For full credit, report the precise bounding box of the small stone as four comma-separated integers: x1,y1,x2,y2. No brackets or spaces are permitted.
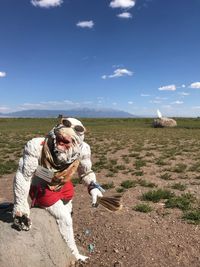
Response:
84,229,90,235
114,261,122,267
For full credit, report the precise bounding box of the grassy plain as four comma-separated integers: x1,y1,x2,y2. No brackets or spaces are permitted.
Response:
1,117,200,224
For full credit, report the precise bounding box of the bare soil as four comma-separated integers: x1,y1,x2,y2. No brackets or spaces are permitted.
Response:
1,171,200,267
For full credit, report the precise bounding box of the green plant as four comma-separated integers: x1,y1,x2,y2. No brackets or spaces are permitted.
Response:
121,180,137,189
71,178,80,186
110,159,118,165
188,162,200,172
141,189,174,202
182,210,200,224
133,203,153,213
116,164,126,170
116,187,125,193
145,152,154,157
135,159,146,170
137,179,156,188
160,173,172,180
0,160,18,176
101,181,115,189
134,170,144,176
165,193,195,211
173,163,187,173
170,182,186,191
155,159,167,166
105,172,115,177
129,152,140,158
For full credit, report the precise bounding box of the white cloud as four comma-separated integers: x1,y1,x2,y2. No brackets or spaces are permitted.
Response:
31,0,63,8
178,92,190,96
0,106,10,112
158,84,176,91
22,103,45,108
141,94,150,97
181,84,186,88
82,101,93,105
189,82,200,89
155,96,168,100
110,0,136,9
102,68,133,79
20,100,74,110
162,105,172,109
149,100,161,104
117,12,132,18
0,71,6,78
18,99,99,111
171,101,184,105
112,64,123,68
192,106,200,109
76,21,94,29
128,101,134,104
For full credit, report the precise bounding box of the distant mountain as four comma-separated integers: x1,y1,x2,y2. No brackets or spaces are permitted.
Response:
0,108,136,118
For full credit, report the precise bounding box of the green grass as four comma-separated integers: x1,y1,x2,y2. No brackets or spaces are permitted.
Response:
173,163,187,173
1,116,200,230
137,179,157,188
182,210,200,224
71,178,80,186
170,182,187,191
141,189,174,202
134,170,144,176
188,162,200,172
101,181,115,189
116,187,126,193
133,203,153,213
0,161,18,176
135,159,146,170
165,193,195,211
155,159,167,166
121,180,137,189
160,173,173,180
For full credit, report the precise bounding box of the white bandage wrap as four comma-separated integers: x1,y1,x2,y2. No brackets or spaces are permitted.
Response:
81,171,96,186
13,138,44,217
78,142,96,186
46,200,88,261
90,188,103,205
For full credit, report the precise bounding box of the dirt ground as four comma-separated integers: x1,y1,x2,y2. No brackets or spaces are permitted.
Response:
1,172,200,267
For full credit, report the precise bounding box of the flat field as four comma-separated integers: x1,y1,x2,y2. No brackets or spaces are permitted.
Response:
0,118,200,267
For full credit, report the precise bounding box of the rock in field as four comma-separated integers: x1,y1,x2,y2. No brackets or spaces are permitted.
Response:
0,207,75,267
153,118,177,128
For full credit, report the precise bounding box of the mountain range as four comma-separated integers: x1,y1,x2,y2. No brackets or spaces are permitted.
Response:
0,108,136,118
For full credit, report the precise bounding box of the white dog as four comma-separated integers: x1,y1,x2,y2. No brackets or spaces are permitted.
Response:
13,118,103,262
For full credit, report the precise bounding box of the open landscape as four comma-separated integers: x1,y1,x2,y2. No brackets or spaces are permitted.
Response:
0,118,200,267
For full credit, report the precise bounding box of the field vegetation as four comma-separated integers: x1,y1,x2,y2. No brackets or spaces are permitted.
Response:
1,117,200,226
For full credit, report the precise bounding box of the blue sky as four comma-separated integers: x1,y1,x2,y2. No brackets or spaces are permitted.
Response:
0,0,200,117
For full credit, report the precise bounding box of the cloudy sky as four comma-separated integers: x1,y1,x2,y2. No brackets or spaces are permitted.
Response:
0,0,200,117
